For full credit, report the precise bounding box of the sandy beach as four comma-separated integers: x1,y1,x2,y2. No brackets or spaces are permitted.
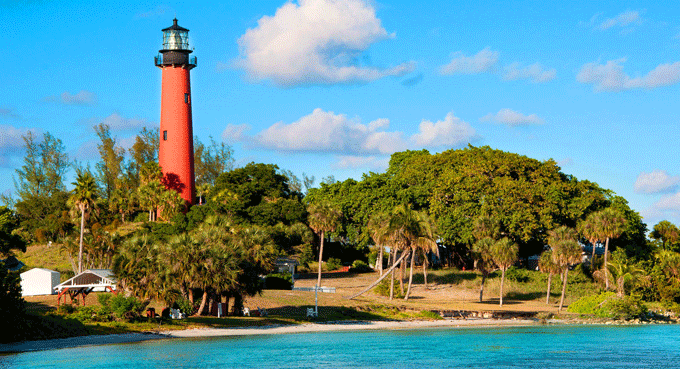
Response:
0,318,540,354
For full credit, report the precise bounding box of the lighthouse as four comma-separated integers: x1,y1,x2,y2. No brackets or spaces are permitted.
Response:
155,18,196,208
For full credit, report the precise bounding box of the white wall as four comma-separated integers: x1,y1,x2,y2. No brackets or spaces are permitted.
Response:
20,269,60,296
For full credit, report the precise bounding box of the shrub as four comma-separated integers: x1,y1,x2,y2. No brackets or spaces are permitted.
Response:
419,310,443,320
57,303,78,315
568,292,647,320
265,273,293,290
350,260,372,273
326,258,343,271
504,266,531,283
373,277,403,298
100,294,147,321
172,297,195,316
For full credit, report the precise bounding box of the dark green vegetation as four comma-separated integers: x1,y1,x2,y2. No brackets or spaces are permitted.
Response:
2,130,680,344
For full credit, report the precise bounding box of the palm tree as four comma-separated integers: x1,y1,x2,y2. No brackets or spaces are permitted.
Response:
68,170,98,274
490,237,518,306
538,250,561,305
606,258,646,298
307,202,342,288
472,237,496,303
578,214,602,272
368,212,390,276
650,220,680,251
596,208,627,290
548,226,582,311
384,205,437,300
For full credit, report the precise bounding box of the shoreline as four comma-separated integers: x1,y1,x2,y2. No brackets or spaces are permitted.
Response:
2,317,674,354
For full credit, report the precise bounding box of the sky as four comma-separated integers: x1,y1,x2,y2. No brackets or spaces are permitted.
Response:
1,0,679,228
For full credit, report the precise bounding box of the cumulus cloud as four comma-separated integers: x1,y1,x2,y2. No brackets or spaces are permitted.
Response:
577,58,680,92
229,109,476,158
480,108,544,126
333,155,390,170
634,170,680,194
503,62,556,83
222,124,250,142
44,90,97,105
439,47,499,75
252,108,408,155
97,113,154,132
412,112,477,147
234,0,415,86
0,124,37,167
597,10,642,30
0,108,20,119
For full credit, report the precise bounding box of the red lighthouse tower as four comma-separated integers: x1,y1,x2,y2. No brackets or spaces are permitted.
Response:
155,19,196,208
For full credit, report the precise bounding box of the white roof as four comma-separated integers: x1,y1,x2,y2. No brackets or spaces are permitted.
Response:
21,268,59,275
54,269,116,291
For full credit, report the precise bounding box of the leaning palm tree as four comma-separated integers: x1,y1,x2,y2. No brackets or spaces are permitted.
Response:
307,202,342,288
578,214,602,272
490,238,518,307
538,250,561,305
595,208,627,290
68,170,98,274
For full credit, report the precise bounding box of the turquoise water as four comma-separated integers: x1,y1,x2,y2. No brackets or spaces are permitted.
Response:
2,325,679,368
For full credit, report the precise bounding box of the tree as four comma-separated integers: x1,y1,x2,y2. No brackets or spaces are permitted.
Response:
595,208,627,290
368,211,390,275
650,220,680,251
538,250,560,304
383,205,437,300
94,123,125,200
578,213,602,272
472,237,496,302
0,206,26,256
490,238,518,306
0,260,25,340
15,131,70,198
548,226,581,311
307,202,342,288
194,136,234,188
606,255,646,298
68,169,98,273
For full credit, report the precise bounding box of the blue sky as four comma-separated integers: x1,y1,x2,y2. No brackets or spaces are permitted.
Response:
1,0,679,227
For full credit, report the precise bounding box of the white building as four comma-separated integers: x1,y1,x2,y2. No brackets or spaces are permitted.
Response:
20,268,60,296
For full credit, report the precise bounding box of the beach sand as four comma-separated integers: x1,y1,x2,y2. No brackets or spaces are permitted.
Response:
0,318,541,354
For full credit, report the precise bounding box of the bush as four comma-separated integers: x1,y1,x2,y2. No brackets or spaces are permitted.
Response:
99,294,147,321
504,266,532,283
568,292,647,320
373,277,403,298
172,297,195,316
350,260,372,273
265,273,293,290
326,258,343,271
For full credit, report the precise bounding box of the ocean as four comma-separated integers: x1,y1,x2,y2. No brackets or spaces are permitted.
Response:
1,324,679,368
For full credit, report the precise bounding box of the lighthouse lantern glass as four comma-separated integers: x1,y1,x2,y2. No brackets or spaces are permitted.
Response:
163,30,189,50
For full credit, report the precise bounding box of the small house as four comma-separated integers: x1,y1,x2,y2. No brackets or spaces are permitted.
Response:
20,268,60,296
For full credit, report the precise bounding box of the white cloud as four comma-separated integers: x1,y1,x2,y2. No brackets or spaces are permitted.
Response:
98,113,154,132
135,5,171,19
222,124,250,142
503,62,556,83
634,170,680,194
440,47,499,75
252,108,408,155
597,10,641,30
577,58,680,92
333,155,389,170
234,0,415,86
0,108,20,119
412,112,476,147
0,124,35,167
44,90,97,105
480,108,544,126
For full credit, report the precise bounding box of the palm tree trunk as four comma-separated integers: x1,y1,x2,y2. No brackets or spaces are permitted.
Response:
423,255,429,290
399,254,406,294
389,250,396,300
617,278,624,298
78,206,85,274
604,237,610,290
591,241,597,272
378,245,384,276
348,250,409,300
196,290,209,316
499,268,506,306
404,247,416,300
559,268,569,311
479,272,486,302
317,231,325,288
546,273,552,304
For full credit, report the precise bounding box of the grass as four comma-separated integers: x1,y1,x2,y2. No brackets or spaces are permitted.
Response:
15,243,74,280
